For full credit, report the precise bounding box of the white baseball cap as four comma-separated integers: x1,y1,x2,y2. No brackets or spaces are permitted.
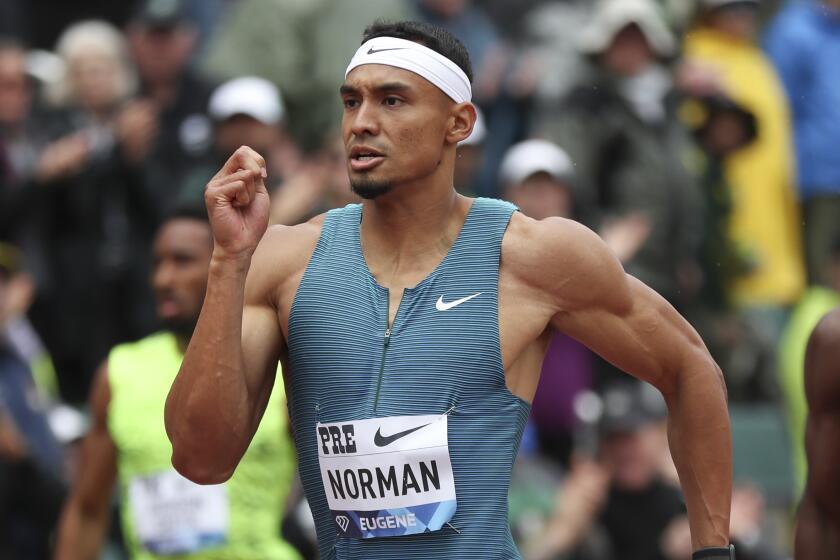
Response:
578,0,676,58
209,76,284,125
499,139,574,186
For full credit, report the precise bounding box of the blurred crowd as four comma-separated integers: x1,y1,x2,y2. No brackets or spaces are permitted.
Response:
1,0,839,558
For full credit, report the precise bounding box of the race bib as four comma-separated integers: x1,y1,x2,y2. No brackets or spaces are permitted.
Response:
317,414,457,539
128,469,229,555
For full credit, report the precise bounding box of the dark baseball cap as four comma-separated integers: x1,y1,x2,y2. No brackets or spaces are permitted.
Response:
598,382,667,436
132,0,187,27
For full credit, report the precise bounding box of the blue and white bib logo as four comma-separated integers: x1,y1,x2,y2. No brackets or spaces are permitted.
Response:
335,515,350,532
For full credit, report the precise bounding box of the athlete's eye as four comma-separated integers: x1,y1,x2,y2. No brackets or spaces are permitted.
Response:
383,97,403,107
343,98,359,109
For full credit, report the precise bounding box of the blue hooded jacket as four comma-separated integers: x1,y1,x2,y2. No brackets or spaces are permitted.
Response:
765,1,840,198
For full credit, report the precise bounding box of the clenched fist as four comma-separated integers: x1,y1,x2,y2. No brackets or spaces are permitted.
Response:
205,146,271,260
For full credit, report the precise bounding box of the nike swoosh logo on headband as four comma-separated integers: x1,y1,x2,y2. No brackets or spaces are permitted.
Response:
367,47,407,55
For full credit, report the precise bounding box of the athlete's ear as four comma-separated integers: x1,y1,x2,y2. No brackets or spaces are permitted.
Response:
445,102,476,146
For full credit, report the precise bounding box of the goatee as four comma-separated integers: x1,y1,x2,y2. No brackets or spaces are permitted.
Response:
350,177,392,200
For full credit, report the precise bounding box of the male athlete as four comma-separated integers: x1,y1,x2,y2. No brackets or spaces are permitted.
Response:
796,307,840,558
165,21,734,560
56,207,299,559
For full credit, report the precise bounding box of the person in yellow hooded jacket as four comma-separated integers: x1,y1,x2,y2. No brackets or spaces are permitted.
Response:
682,0,806,349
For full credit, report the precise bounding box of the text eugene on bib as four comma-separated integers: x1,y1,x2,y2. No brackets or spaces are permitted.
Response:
316,414,457,538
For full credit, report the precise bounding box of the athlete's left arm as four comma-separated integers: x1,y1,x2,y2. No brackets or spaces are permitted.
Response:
527,216,732,552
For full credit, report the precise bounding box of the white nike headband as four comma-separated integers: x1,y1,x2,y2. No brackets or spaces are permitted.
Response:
345,37,472,103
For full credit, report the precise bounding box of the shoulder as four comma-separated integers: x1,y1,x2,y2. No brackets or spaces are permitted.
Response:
808,307,840,350
502,213,630,312
806,306,840,411
247,213,326,301
254,213,325,266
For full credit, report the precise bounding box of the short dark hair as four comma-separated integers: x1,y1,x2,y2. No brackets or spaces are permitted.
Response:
165,201,210,225
361,20,473,84
159,202,212,245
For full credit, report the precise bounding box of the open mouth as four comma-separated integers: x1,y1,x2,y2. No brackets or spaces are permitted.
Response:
349,147,385,171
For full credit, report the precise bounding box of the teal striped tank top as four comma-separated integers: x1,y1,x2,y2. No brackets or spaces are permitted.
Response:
288,198,531,559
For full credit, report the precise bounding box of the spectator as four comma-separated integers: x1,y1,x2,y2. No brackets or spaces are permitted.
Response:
526,379,783,560
680,92,778,401
533,0,704,306
765,0,840,287
0,38,78,260
28,20,159,403
683,0,806,362
55,206,301,559
499,139,576,222
0,411,66,560
685,93,757,310
0,242,67,559
126,0,217,197
179,76,301,204
499,139,594,467
525,381,688,560
0,38,46,242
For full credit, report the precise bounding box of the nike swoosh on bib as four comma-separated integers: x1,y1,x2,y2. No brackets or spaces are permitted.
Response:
435,292,482,311
373,423,432,447
367,47,407,55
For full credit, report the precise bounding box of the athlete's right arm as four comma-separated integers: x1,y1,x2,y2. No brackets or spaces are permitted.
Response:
165,146,282,484
54,364,117,560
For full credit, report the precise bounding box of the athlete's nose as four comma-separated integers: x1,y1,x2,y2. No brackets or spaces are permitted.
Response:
349,98,381,138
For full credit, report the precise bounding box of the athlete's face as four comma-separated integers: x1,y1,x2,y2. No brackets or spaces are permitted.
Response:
340,64,468,199
151,218,212,337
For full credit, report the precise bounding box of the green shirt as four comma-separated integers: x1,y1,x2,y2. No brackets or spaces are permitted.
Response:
779,287,840,496
107,332,300,560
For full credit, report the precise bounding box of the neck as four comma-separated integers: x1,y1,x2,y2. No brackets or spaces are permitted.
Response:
360,160,470,287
